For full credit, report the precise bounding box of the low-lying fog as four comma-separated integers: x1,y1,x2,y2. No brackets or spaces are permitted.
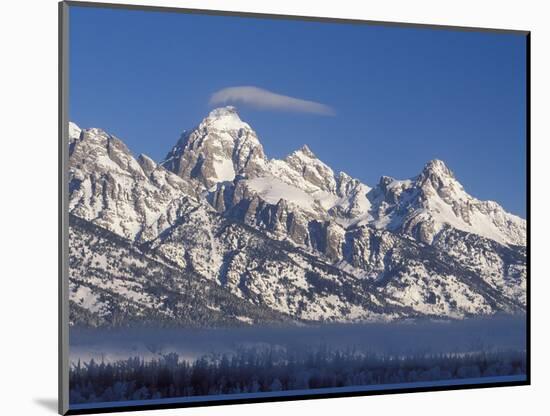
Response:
69,315,526,364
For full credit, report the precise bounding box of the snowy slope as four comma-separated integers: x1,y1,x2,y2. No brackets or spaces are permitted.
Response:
161,106,267,188
68,124,201,241
162,107,524,248
67,108,527,327
367,159,526,246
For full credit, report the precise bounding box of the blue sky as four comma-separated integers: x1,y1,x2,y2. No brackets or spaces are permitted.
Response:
69,6,527,216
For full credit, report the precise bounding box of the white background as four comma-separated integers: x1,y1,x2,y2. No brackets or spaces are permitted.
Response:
1,0,548,414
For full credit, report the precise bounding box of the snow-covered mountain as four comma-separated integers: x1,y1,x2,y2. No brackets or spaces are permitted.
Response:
367,159,525,246
68,107,526,327
68,122,200,242
161,106,267,188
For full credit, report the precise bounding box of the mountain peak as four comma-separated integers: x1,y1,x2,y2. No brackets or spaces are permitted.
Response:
162,106,265,188
69,122,82,141
421,159,454,179
137,153,157,175
208,105,239,118
378,175,395,188
202,106,249,131
297,144,316,158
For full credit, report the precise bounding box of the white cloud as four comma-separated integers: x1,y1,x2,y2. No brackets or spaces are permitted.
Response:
209,86,335,116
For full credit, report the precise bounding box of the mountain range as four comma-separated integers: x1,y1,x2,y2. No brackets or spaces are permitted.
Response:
68,106,526,327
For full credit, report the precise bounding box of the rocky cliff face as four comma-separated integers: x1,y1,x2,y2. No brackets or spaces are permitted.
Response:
67,108,527,327
68,124,200,242
161,107,267,189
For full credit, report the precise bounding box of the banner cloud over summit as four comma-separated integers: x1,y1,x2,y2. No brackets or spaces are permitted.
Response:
210,86,335,116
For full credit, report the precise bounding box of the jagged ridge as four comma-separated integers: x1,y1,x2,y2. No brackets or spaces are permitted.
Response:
67,107,526,326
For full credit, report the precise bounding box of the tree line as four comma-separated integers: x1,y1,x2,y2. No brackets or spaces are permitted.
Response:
70,346,525,404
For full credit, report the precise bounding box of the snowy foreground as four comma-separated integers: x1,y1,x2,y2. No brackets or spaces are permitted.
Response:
69,317,526,404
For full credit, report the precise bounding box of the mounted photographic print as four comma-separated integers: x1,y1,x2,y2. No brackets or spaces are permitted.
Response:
59,1,530,414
